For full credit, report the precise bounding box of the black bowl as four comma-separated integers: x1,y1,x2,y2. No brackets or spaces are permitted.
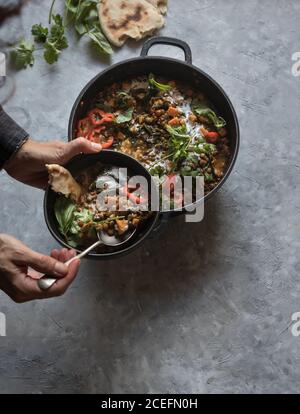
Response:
44,150,160,259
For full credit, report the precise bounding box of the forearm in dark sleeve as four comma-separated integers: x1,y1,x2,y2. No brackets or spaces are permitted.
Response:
0,106,29,170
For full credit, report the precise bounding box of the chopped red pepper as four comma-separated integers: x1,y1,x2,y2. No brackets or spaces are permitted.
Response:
205,131,219,143
77,117,92,138
101,136,114,149
88,127,105,143
88,108,115,126
200,127,219,143
88,129,114,149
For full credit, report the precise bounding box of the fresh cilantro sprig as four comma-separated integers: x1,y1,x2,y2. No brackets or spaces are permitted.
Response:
166,124,193,167
12,0,112,69
12,3,68,68
31,24,49,43
12,40,35,69
44,14,68,64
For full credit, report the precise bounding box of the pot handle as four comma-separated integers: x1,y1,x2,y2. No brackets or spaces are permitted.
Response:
141,36,192,65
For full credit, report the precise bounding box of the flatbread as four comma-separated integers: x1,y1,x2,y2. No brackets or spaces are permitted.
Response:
46,164,83,202
146,0,168,14
99,0,165,47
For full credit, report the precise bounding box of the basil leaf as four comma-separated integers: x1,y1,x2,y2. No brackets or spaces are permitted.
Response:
86,24,113,55
54,197,76,237
75,21,87,35
65,0,78,14
192,104,226,129
115,108,134,124
149,74,172,92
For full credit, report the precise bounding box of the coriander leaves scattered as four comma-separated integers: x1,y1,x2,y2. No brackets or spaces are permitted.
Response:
43,14,68,64
12,40,35,69
166,124,192,167
12,10,68,67
31,24,48,43
12,0,112,70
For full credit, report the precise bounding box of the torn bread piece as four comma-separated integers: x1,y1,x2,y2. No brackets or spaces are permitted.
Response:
146,0,168,14
46,164,84,202
98,0,165,47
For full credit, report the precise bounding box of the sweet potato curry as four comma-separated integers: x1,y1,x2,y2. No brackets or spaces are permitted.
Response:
76,74,231,195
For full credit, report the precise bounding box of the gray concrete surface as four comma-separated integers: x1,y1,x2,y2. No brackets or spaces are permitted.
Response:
0,0,299,394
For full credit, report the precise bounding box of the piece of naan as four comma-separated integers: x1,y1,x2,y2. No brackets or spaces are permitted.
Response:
146,0,168,14
98,0,165,47
46,164,84,202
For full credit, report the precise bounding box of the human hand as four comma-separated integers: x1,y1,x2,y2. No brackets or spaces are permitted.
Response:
4,137,102,189
0,234,80,303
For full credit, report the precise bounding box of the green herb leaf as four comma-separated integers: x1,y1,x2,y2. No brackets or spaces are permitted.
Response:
166,124,190,140
192,104,226,129
74,209,94,224
12,40,35,69
31,24,49,43
115,108,134,124
149,164,166,177
48,14,68,49
117,91,131,98
43,42,60,64
166,124,192,167
54,197,76,237
65,0,79,14
204,172,214,182
149,74,172,92
43,13,68,64
87,24,113,55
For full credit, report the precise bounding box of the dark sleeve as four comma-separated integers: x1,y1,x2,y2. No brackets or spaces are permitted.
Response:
0,105,29,169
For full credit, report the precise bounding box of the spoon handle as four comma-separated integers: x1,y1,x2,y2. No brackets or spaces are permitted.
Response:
37,240,102,291
65,240,102,265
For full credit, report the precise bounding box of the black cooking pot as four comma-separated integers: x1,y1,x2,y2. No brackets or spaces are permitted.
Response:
46,37,239,258
68,36,240,209
44,151,160,259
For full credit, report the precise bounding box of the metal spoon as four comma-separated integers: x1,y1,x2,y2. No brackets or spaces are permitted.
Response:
37,228,137,291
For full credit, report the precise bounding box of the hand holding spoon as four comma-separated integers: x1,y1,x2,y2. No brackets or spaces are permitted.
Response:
37,228,137,291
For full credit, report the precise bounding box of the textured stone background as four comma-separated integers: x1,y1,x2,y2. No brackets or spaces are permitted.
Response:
0,0,299,394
